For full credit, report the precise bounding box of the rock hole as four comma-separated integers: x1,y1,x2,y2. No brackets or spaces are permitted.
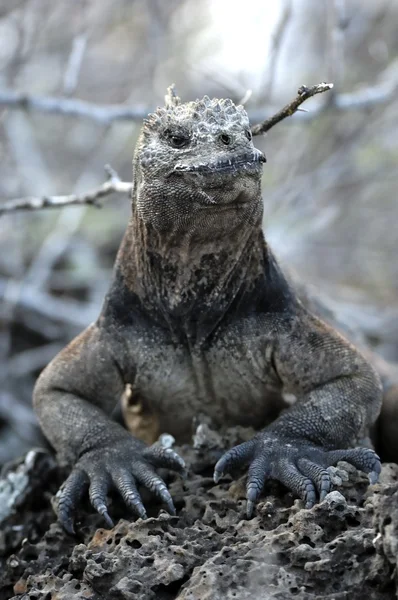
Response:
276,552,290,565
300,536,315,548
346,516,360,527
151,575,190,599
357,552,371,563
23,549,39,561
126,539,142,549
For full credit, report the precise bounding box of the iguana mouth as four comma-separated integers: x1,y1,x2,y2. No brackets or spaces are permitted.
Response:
174,150,266,174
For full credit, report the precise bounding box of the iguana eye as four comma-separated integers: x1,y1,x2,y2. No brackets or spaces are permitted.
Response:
219,133,232,145
245,130,252,141
167,133,190,148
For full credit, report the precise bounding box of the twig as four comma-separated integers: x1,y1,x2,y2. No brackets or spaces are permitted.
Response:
0,166,132,216
251,82,334,136
2,69,398,127
0,89,149,124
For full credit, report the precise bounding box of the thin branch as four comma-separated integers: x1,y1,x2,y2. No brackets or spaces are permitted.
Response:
2,68,398,127
250,68,398,127
0,166,132,216
251,82,334,136
0,89,149,124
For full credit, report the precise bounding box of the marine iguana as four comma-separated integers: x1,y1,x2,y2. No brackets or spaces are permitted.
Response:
33,90,384,534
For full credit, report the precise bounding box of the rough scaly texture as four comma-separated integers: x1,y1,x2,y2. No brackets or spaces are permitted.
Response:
33,91,385,534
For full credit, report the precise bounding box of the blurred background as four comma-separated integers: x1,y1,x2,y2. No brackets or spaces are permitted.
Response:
0,0,397,466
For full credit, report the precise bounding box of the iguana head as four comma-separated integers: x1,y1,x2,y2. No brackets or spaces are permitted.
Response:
133,93,266,236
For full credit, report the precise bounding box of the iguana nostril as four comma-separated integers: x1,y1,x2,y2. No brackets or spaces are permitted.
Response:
219,133,232,145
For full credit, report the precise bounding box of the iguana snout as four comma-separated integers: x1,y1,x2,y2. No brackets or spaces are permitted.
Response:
173,148,266,175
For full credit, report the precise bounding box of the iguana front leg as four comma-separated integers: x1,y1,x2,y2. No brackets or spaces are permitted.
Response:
33,324,185,533
214,312,383,516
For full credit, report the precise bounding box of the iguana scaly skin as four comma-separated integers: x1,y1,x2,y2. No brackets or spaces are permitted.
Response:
33,92,384,533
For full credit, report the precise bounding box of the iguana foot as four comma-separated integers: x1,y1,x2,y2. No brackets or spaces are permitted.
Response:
57,439,185,534
213,434,381,517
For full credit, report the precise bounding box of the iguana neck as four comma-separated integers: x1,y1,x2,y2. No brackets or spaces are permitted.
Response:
114,198,267,340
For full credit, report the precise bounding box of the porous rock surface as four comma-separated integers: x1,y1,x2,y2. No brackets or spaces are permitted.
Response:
1,425,398,600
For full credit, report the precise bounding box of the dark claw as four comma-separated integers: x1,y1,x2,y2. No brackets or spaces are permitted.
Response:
133,463,176,515
246,455,271,518
303,479,317,509
214,439,256,483
326,447,381,482
142,445,186,474
89,474,114,527
297,458,332,502
369,470,379,485
275,460,317,508
158,488,177,516
58,469,88,535
112,469,147,519
99,507,115,529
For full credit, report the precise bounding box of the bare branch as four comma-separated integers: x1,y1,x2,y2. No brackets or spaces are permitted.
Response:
251,82,334,136
0,166,132,216
0,89,149,124
250,68,398,129
1,70,398,129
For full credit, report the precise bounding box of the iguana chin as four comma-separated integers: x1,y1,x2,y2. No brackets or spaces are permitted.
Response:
34,91,384,534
